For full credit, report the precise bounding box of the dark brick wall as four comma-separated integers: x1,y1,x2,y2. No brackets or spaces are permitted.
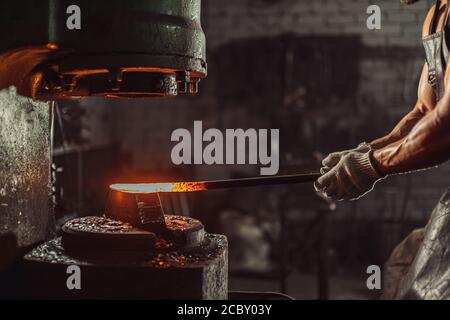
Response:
204,0,430,48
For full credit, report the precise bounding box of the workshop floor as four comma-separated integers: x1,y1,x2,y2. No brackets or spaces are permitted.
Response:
229,272,380,300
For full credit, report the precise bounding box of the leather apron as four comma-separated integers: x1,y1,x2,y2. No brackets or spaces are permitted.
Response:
387,0,450,299
424,0,449,101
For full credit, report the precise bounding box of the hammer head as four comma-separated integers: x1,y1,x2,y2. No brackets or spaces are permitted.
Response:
105,190,167,233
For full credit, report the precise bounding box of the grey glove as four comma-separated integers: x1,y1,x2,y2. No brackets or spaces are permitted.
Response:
321,142,372,174
314,150,385,201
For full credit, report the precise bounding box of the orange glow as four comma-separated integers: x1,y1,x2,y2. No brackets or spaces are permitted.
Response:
110,181,207,194
122,66,177,74
46,43,59,50
65,68,110,76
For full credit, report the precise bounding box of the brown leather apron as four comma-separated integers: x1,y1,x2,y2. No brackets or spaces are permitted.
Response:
384,0,450,300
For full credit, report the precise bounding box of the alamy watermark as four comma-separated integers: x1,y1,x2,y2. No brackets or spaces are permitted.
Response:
366,265,382,290
66,265,81,290
367,5,381,30
171,121,280,176
66,5,81,30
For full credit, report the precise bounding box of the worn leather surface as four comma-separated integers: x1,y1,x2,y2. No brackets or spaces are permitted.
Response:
397,189,450,299
383,228,425,299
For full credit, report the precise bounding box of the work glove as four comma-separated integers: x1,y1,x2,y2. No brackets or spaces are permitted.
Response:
321,142,372,174
314,150,385,201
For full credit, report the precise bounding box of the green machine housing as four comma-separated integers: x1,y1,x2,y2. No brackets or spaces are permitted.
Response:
0,0,207,99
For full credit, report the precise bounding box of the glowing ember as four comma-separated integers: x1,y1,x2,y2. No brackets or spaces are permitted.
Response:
110,182,207,194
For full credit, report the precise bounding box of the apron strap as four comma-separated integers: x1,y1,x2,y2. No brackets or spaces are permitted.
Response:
425,0,450,100
430,0,441,34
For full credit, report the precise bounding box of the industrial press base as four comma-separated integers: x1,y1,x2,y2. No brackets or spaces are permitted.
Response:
21,216,228,300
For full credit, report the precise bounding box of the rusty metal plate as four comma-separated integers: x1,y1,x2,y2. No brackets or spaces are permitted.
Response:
0,87,53,270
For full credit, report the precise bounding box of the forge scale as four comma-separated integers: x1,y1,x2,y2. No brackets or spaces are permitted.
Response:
22,215,228,300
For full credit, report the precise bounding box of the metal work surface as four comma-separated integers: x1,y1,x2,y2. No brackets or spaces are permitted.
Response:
23,234,228,299
0,87,53,266
61,215,206,251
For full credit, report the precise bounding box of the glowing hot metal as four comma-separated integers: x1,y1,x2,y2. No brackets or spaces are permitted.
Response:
110,182,206,194
110,173,320,194
107,173,320,230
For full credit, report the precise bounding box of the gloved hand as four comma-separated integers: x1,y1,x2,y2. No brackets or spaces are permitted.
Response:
314,150,385,201
321,142,372,174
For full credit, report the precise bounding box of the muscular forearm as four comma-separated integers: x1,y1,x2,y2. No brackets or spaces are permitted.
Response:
369,102,426,149
373,92,450,175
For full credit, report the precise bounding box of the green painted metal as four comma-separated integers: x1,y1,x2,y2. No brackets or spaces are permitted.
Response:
0,0,206,75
